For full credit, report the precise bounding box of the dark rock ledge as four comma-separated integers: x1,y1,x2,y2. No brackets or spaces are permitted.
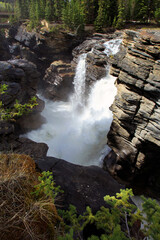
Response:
0,59,44,152
35,157,124,214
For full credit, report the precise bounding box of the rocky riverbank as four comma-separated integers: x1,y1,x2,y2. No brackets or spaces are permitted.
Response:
0,28,124,213
1,26,160,201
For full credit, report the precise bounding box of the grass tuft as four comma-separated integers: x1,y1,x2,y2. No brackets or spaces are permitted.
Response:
0,153,62,240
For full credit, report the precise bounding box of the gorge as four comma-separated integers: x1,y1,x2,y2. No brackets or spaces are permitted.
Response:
1,25,160,213
23,39,122,166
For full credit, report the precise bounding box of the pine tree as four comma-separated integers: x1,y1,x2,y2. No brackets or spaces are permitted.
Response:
35,0,41,24
45,0,52,21
14,0,21,20
39,0,46,19
29,0,36,28
116,0,125,29
54,0,64,22
21,0,29,19
94,0,112,32
81,0,98,24
62,0,84,32
137,0,148,22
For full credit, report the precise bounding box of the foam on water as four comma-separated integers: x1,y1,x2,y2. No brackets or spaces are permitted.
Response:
24,39,122,166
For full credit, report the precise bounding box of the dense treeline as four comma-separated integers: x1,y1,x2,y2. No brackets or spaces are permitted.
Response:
0,0,13,12
14,0,160,31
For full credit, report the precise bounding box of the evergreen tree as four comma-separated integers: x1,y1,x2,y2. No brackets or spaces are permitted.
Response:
129,0,136,21
54,0,64,22
116,0,125,29
39,0,46,19
29,0,36,28
81,0,98,24
14,0,21,20
21,0,29,19
136,0,149,22
12,0,160,31
14,0,29,20
62,0,84,32
94,0,112,32
133,0,157,22
45,0,52,21
35,0,41,24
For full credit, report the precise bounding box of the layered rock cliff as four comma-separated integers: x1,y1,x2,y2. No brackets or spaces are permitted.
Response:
104,30,160,196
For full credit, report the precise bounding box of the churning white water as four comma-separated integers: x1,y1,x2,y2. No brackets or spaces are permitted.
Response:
71,53,87,108
24,39,122,166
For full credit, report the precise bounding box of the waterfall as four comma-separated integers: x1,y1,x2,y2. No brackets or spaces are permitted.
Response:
71,53,87,108
103,39,122,56
24,38,122,166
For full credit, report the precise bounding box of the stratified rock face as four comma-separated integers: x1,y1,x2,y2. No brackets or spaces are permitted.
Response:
105,30,160,196
42,60,74,100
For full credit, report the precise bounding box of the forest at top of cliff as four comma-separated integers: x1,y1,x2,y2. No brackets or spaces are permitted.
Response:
2,0,160,32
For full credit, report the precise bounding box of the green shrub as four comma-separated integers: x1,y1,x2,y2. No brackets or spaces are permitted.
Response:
0,84,38,121
33,171,160,240
32,171,64,203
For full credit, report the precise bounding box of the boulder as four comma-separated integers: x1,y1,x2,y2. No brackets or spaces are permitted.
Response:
13,137,48,159
35,157,124,214
0,59,43,151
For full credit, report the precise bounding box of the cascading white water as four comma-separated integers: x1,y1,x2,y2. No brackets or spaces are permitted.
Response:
103,39,122,56
71,53,87,108
24,39,122,166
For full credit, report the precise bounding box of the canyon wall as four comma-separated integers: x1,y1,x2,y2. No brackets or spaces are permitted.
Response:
104,30,160,196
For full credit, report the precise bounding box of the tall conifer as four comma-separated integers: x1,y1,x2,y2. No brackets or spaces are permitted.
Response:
45,0,52,21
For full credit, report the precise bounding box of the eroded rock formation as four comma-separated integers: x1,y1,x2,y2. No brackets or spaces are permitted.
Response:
9,24,84,78
104,30,160,197
42,60,74,100
0,59,46,154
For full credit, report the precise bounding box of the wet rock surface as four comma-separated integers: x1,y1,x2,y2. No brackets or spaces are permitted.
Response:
36,157,124,214
105,30,160,197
